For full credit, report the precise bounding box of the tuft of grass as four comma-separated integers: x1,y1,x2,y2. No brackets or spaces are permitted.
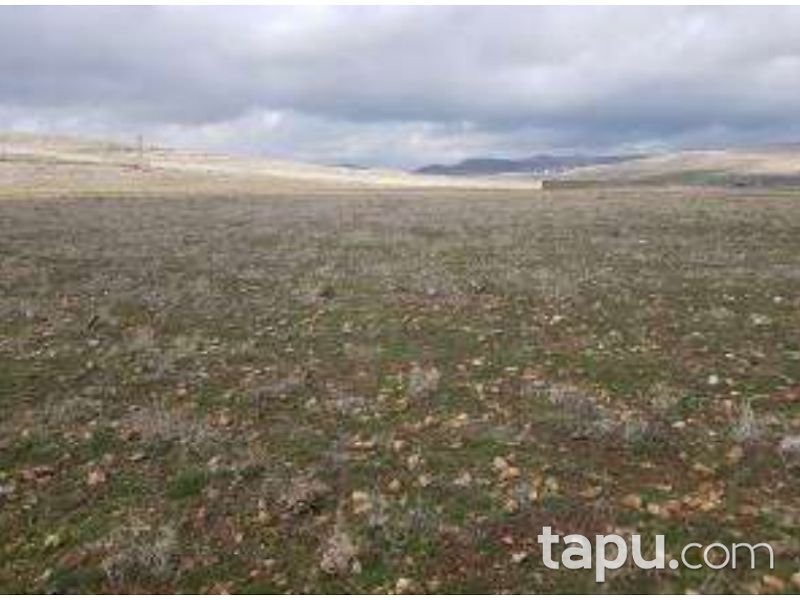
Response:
167,468,209,500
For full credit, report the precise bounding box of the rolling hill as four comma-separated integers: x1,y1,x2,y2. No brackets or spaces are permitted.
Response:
416,154,638,177
0,133,543,198
552,147,800,186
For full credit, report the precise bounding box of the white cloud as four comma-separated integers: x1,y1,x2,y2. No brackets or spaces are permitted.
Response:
1,6,799,167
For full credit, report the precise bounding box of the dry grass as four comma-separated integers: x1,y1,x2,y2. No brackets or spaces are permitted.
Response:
0,153,799,592
0,133,542,198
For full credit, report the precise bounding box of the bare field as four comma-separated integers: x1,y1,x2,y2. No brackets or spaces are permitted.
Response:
1,185,800,593
0,133,542,198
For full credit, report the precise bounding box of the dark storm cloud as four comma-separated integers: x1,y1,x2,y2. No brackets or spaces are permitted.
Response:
1,6,800,166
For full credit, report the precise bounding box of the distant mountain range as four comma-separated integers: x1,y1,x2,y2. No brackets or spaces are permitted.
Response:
415,154,642,176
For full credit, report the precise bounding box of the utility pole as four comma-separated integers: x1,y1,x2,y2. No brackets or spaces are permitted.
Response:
137,134,144,169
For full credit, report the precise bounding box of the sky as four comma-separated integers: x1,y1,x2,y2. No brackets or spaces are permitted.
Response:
1,6,800,168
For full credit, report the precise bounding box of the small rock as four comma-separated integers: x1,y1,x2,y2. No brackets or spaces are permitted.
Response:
351,490,372,515
320,525,359,576
279,476,331,515
790,571,800,589
543,476,559,494
726,445,744,464
503,498,520,513
426,577,442,592
23,465,55,483
492,456,510,472
692,462,715,477
453,472,473,487
579,485,603,500
407,365,441,400
349,437,377,451
395,577,414,594
86,468,107,487
621,493,643,510
707,374,720,386
387,479,402,494
511,551,529,564
0,482,16,500
779,435,800,459
762,574,785,592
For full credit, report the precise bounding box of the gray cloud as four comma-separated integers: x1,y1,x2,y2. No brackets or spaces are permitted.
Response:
1,6,799,166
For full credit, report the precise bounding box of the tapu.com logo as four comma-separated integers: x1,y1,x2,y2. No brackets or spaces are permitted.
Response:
537,526,774,583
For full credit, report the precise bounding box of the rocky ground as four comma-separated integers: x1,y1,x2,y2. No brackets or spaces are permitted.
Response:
1,185,799,592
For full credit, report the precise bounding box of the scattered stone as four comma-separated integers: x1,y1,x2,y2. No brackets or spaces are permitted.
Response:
319,522,360,576
422,415,438,428
732,400,760,443
692,462,715,477
500,466,521,481
579,485,603,500
216,411,233,428
0,482,16,501
790,571,800,589
426,577,442,592
87,468,107,487
395,577,414,594
621,493,643,510
407,365,441,400
492,456,510,472
23,465,55,484
207,455,222,472
447,413,469,428
762,574,785,592
646,502,667,518
279,476,331,515
351,491,372,515
779,435,800,460
129,452,148,463
387,479,402,494
726,445,744,464
453,472,472,487
511,551,529,564
348,437,377,451
543,476,559,494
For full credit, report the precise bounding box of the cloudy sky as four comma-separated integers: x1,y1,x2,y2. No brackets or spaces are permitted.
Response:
2,6,800,168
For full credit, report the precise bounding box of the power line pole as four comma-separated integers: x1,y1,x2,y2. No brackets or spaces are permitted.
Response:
137,134,144,169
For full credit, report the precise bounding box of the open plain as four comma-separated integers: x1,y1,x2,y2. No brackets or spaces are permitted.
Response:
1,139,800,593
